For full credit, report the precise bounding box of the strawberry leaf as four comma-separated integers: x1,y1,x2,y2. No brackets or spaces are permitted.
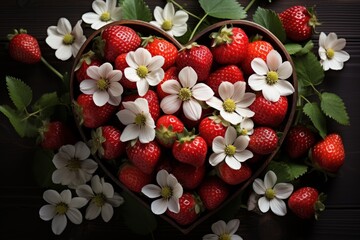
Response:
252,7,286,43
287,162,308,180
6,76,32,111
199,0,246,19
303,102,327,138
285,40,314,56
267,161,292,183
121,0,152,22
293,52,324,86
320,92,350,125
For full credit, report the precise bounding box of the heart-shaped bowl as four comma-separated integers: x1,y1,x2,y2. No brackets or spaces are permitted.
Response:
70,19,297,234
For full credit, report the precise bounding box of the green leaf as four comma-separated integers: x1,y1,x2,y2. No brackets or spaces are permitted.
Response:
293,52,324,86
121,0,152,22
199,0,246,20
6,76,32,110
252,7,286,43
33,92,60,111
303,102,327,138
285,43,302,55
32,149,57,188
287,162,308,180
296,40,314,56
267,161,292,183
321,92,350,125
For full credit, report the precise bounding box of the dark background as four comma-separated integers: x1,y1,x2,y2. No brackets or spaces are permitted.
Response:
1,0,360,239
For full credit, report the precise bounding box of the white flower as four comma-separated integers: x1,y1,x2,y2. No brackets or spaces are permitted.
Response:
318,32,350,71
82,0,121,30
76,175,124,222
124,48,165,96
39,189,87,235
160,66,214,121
150,2,189,37
80,62,123,107
141,169,183,215
209,126,253,170
248,49,295,102
116,98,156,143
206,81,255,125
236,118,254,139
203,219,243,240
52,141,98,188
252,170,294,216
46,18,86,61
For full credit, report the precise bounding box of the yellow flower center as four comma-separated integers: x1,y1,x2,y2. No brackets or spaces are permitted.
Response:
134,114,146,126
66,158,81,171
178,87,192,101
223,98,236,112
161,20,173,31
161,186,172,199
326,48,335,59
266,71,279,85
219,234,232,240
100,11,111,22
225,144,236,156
92,193,106,207
96,78,109,91
55,202,69,215
265,188,276,200
63,33,74,45
137,65,149,78
239,128,248,135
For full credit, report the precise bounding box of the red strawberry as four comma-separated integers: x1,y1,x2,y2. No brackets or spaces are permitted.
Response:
279,6,320,42
156,66,179,100
74,94,117,128
205,65,244,96
249,94,288,128
143,36,178,70
198,115,227,147
172,130,208,167
75,50,103,82
176,42,213,82
166,192,201,225
285,125,316,159
126,140,161,175
155,114,184,148
248,127,278,155
114,52,137,90
118,163,152,193
288,187,326,219
101,25,141,62
198,176,230,210
210,26,249,65
241,40,273,76
8,29,41,64
217,162,252,185
90,125,125,160
38,121,76,150
171,162,206,190
311,133,345,172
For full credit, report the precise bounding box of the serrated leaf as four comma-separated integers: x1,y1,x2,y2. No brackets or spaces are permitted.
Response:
199,0,246,20
295,40,314,56
33,92,60,111
293,52,324,86
252,7,286,43
6,76,32,110
321,92,350,125
303,102,327,138
267,161,292,183
121,0,152,22
287,162,308,180
285,43,302,55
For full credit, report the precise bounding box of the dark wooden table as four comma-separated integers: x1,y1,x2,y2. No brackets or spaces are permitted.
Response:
1,0,360,239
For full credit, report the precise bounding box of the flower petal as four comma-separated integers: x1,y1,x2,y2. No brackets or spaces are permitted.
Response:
262,84,281,102
43,189,61,205
253,179,266,195
69,197,88,209
267,50,282,71
85,202,101,220
173,10,189,25
57,18,72,35
182,99,202,121
212,136,225,153
163,2,175,20
334,50,350,62
66,208,83,224
151,198,168,215
233,150,253,163
93,90,109,106
147,56,165,72
55,45,72,61
101,203,114,222
134,48,152,66
274,183,294,199
167,197,180,213
212,220,226,235
74,141,90,160
218,81,235,100
161,79,181,94
141,184,162,198
225,156,241,170
146,69,164,86
264,170,277,189
248,75,267,91
275,80,295,97
171,24,188,37
209,152,226,166
277,61,293,80
82,12,101,25
120,124,140,142
251,58,268,75
224,126,237,145
52,214,67,235
258,196,270,213
270,198,287,216
206,96,223,111
160,94,181,114
76,185,94,199
139,125,155,143
178,66,197,88
192,83,214,101
136,78,149,96
79,80,97,94
39,205,56,221
153,6,165,23
226,219,240,235
220,110,242,125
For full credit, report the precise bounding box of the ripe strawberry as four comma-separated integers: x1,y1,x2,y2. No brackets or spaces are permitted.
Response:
176,42,213,82
205,65,244,97
249,94,288,128
75,50,102,82
198,176,230,210
74,94,117,128
126,140,161,175
166,192,201,225
172,130,208,167
38,120,76,150
171,162,206,190
118,163,152,193
285,125,316,159
7,29,41,64
241,40,273,76
279,6,320,42
155,114,184,148
288,187,326,219
156,66,179,100
142,36,178,70
101,25,141,62
90,125,125,160
198,115,227,147
210,25,248,65
114,52,137,90
248,127,278,155
311,133,345,172
216,162,252,185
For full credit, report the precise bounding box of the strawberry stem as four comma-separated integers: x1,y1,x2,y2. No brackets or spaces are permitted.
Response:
169,0,202,21
189,13,209,41
40,57,64,81
244,0,258,12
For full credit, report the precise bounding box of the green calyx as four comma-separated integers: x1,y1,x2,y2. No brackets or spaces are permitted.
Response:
89,127,105,156
210,25,233,47
176,128,196,143
307,6,321,32
314,193,327,220
7,28,27,41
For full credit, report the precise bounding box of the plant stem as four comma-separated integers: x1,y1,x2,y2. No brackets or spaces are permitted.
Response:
188,13,208,42
169,0,202,21
41,57,64,81
244,0,258,12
